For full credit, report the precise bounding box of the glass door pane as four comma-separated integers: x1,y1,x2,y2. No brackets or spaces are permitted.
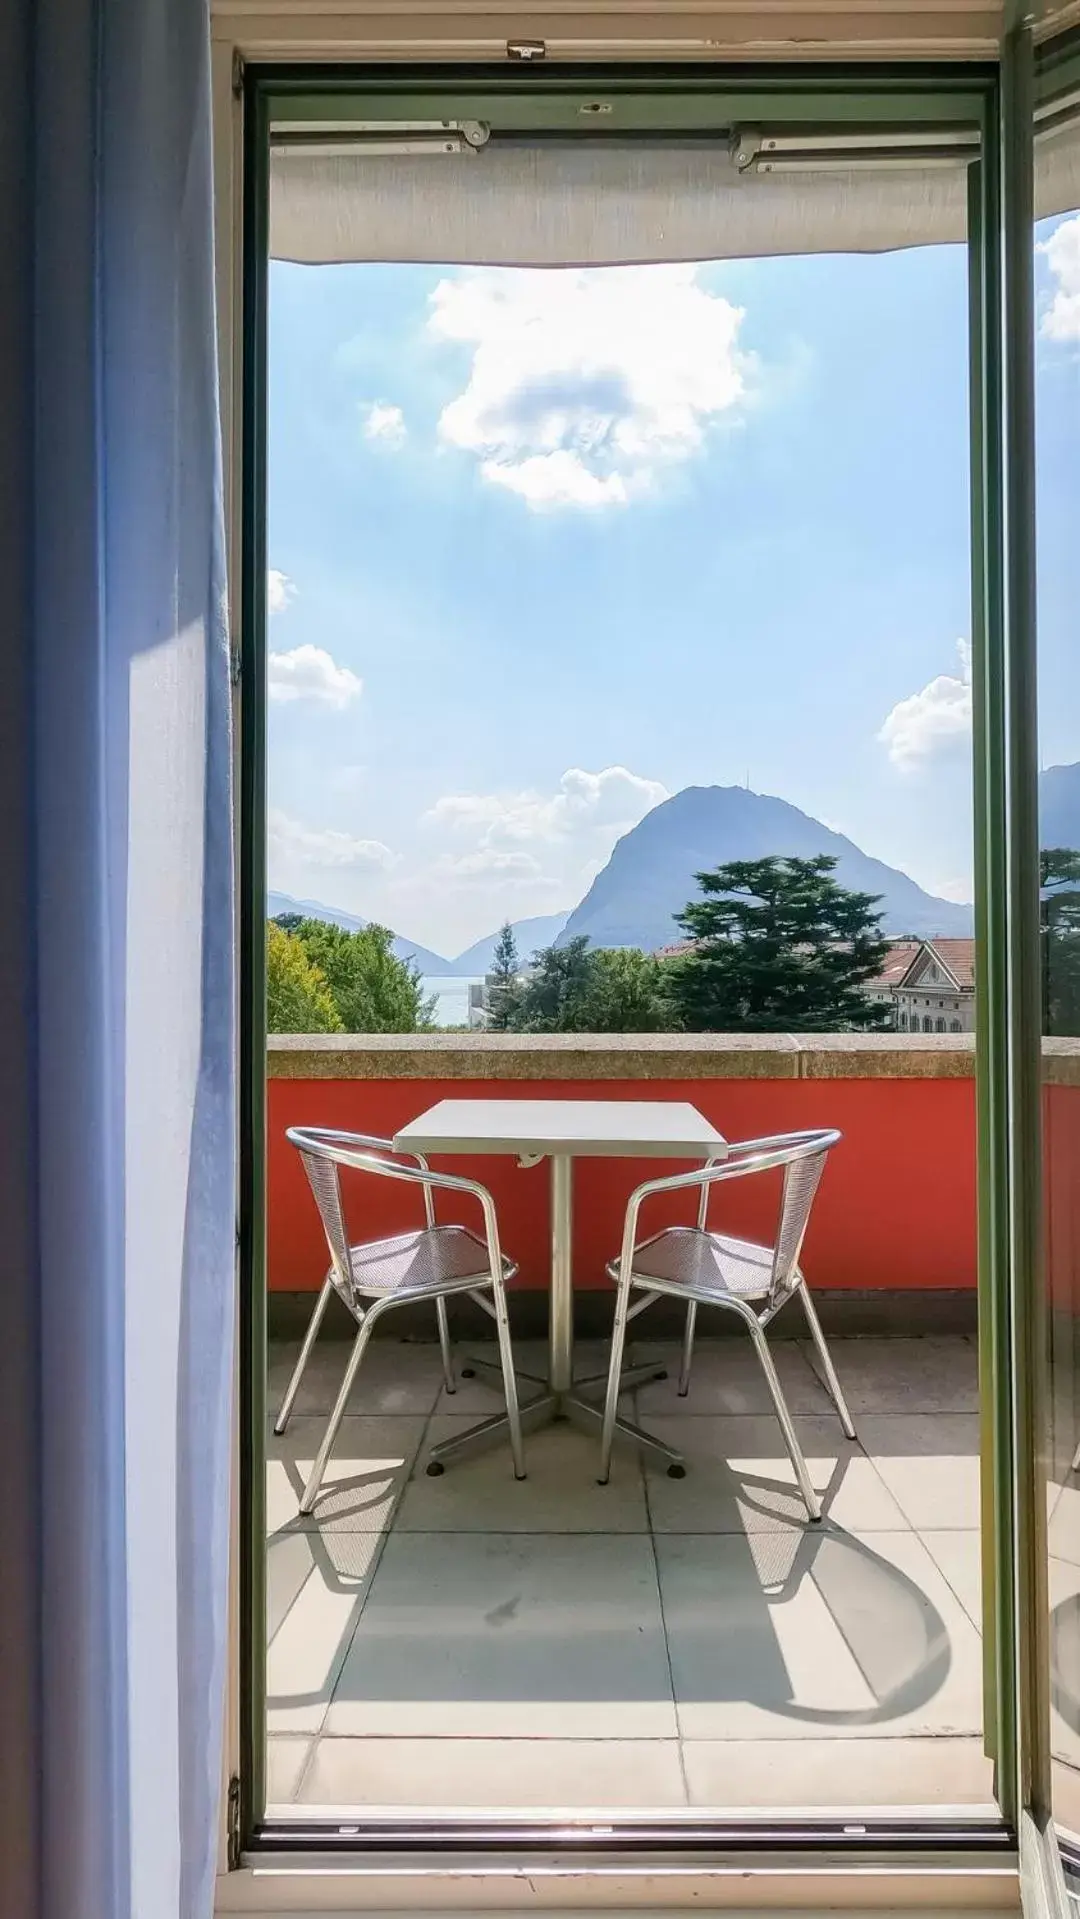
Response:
1036,37,1080,1868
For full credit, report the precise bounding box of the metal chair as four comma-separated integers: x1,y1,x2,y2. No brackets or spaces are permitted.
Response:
597,1128,855,1521
276,1126,525,1513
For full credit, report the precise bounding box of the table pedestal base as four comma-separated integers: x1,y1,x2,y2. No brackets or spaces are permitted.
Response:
426,1356,686,1479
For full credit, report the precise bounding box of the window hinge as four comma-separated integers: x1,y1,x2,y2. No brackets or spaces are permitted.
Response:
227,1775,242,1871
230,640,242,688
232,50,244,99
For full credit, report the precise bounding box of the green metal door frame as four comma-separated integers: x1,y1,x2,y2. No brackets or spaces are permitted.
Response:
236,52,1052,1874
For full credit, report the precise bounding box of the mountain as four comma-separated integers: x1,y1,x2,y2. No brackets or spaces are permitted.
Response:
558,785,974,952
451,912,571,975
1040,762,1080,849
266,892,452,975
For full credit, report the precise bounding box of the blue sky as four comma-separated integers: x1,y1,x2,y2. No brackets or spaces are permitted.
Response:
266,217,1080,961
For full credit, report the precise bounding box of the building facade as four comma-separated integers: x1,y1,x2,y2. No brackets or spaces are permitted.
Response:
866,937,976,1033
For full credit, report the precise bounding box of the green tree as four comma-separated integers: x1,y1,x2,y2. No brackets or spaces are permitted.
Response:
266,922,343,1034
507,935,600,1032
1042,847,1080,1036
587,946,677,1032
291,918,437,1033
666,854,890,1033
486,922,523,1031
500,936,676,1034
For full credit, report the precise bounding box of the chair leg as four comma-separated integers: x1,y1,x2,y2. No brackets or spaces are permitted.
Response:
748,1316,822,1522
299,1312,377,1515
490,1282,526,1479
798,1284,856,1440
274,1276,333,1435
678,1300,698,1397
598,1280,634,1484
436,1295,455,1395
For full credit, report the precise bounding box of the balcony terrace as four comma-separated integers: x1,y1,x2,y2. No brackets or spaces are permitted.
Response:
263,1032,1080,1823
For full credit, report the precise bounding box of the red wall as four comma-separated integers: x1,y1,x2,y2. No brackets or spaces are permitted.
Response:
1046,1082,1080,1316
266,1075,978,1295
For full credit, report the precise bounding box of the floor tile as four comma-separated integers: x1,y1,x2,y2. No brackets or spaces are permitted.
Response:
1050,1556,1080,1774
397,1416,648,1532
1054,1755,1080,1840
857,1414,982,1531
267,1413,426,1532
269,1527,326,1643
657,1527,984,1742
299,1736,687,1809
266,1735,313,1804
918,1530,983,1631
682,1735,995,1809
323,1532,676,1739
807,1337,978,1415
1049,1477,1080,1568
268,1336,445,1418
640,1416,908,1535
634,1338,831,1419
268,1543,380,1734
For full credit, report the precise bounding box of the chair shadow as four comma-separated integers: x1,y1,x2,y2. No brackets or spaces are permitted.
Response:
729,1463,953,1725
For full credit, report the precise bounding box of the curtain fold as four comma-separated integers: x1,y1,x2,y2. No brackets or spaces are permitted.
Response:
4,0,236,1913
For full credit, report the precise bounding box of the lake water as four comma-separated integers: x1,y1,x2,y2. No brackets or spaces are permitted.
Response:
421,975,485,1029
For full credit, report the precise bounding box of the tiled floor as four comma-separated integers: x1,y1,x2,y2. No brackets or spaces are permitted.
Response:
265,1331,1008,1815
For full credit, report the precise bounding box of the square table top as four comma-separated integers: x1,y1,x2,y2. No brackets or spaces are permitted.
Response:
394,1097,727,1160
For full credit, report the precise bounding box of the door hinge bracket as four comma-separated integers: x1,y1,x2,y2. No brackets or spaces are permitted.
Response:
227,1775,242,1871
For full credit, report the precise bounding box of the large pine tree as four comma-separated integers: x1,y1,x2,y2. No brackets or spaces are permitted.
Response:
666,854,890,1033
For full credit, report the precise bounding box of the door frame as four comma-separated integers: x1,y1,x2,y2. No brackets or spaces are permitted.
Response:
221,43,1054,1892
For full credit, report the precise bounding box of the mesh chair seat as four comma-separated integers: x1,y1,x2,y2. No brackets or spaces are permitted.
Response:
342,1224,516,1302
607,1225,799,1306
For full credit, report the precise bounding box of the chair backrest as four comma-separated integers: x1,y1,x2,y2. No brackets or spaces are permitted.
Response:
691,1128,838,1307
770,1138,834,1302
286,1126,434,1305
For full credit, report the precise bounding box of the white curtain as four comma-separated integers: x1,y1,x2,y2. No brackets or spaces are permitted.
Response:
0,0,234,1914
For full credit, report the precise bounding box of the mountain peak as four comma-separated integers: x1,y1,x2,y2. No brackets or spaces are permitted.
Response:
558,784,973,950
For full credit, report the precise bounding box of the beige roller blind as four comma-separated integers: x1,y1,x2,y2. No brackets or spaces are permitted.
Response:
269,137,977,261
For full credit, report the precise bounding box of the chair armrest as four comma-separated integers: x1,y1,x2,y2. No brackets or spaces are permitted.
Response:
286,1127,506,1278
613,1128,841,1285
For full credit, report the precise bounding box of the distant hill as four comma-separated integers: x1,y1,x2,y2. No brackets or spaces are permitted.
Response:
558,785,974,952
1040,762,1080,849
452,912,571,975
267,891,452,975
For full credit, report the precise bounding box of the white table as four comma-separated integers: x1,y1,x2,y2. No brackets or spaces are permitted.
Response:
393,1098,727,1474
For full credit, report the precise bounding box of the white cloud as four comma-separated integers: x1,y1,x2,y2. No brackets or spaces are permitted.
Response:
268,808,396,875
267,568,296,615
878,641,972,771
441,849,544,881
426,765,669,847
1039,214,1080,343
268,644,362,709
428,266,749,509
361,400,407,446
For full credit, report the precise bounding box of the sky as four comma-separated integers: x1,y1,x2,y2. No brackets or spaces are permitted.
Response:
266,211,1080,962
